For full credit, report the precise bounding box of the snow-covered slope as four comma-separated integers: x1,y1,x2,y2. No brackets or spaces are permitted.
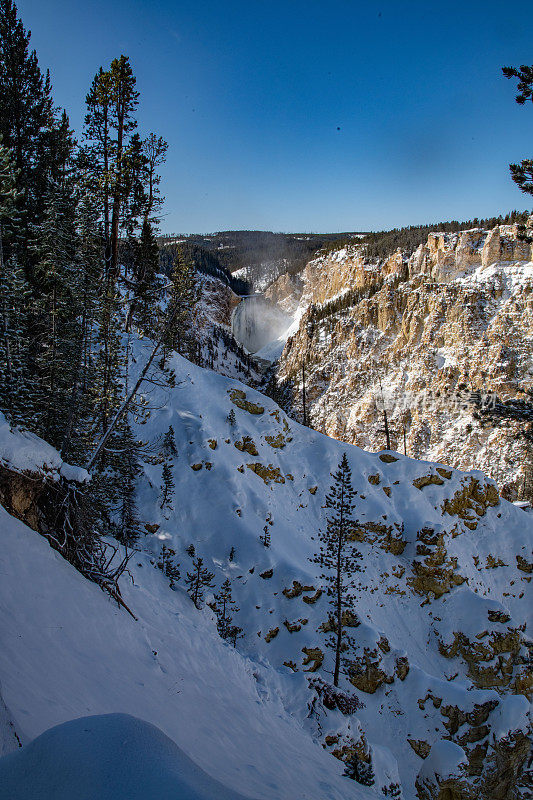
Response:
1,347,531,798
0,504,370,799
0,714,255,800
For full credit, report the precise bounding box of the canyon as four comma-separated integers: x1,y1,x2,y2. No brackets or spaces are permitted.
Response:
237,221,533,504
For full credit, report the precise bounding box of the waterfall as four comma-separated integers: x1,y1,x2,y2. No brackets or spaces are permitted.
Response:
231,295,292,354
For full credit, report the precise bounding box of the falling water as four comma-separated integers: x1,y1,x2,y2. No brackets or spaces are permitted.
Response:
231,295,292,354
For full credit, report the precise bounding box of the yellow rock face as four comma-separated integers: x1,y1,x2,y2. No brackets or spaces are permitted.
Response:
277,224,533,500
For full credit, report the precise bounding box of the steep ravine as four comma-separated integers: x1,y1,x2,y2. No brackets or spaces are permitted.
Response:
267,222,533,502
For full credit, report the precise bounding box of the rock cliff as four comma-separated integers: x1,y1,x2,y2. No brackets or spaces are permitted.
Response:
275,222,533,501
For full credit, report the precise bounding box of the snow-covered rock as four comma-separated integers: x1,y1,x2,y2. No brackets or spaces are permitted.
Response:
0,713,254,800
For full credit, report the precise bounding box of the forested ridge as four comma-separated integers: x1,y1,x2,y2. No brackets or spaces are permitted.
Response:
0,0,199,573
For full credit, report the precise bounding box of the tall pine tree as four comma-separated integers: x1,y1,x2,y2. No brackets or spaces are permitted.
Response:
313,452,361,686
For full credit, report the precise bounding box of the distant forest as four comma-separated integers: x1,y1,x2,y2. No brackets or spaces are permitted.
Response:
159,211,531,294
323,210,531,262
159,231,362,275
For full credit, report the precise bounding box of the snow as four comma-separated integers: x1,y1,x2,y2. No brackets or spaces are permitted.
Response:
0,411,89,483
417,739,467,782
488,695,531,740
0,505,370,800
0,713,254,800
1,341,531,799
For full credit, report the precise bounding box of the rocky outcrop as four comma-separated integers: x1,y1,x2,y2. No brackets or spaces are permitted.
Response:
276,223,533,501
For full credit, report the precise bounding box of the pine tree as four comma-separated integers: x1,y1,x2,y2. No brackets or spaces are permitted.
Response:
227,623,244,648
107,55,139,280
229,546,235,562
227,408,236,427
59,194,103,462
29,181,81,443
344,751,375,786
313,452,360,686
141,133,168,224
157,544,180,589
212,578,239,640
502,65,533,197
382,782,402,798
126,218,161,334
185,557,215,609
185,544,195,558
260,525,271,547
162,425,177,457
164,245,198,359
0,0,55,248
160,461,175,509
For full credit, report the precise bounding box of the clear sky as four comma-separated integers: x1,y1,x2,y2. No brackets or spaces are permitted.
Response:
16,0,533,233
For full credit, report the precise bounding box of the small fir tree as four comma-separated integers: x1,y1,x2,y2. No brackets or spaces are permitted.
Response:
212,578,239,640
260,525,271,547
162,424,177,457
227,408,236,427
185,543,195,558
344,752,375,786
185,557,215,609
156,544,180,589
160,461,175,509
313,452,360,686
227,624,244,648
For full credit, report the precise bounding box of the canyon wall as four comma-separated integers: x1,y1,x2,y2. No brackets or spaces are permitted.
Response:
275,222,533,500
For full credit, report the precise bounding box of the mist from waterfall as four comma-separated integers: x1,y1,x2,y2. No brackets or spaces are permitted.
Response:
231,295,292,354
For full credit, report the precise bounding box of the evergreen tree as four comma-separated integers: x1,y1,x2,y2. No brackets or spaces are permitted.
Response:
0,135,29,419
212,578,239,640
313,452,360,686
162,424,177,457
229,546,235,562
502,65,533,197
160,461,175,509
260,525,271,547
157,544,180,589
185,557,215,609
141,132,168,224
382,782,402,798
28,181,81,443
0,0,55,249
185,543,195,558
164,245,198,359
344,751,375,786
227,408,236,427
126,218,161,334
59,194,104,462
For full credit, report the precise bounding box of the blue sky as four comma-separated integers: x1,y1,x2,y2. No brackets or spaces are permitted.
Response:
17,0,533,233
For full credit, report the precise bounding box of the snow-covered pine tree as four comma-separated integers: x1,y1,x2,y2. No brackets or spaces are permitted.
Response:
0,0,55,251
0,135,33,422
381,782,402,797
160,461,175,510
163,245,199,361
343,751,375,786
313,452,360,686
157,545,180,589
162,425,177,457
126,218,161,335
29,181,81,444
212,578,239,640
185,557,215,609
227,623,244,648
